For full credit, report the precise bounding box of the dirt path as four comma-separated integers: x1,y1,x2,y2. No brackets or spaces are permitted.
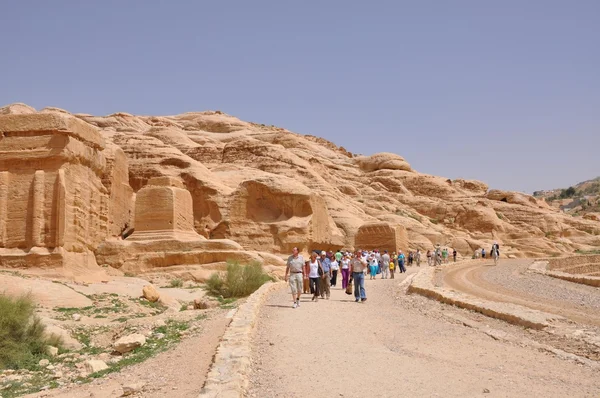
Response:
27,311,230,398
442,259,600,326
248,269,600,397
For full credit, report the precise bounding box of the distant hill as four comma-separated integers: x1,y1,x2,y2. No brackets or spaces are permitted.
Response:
533,177,600,218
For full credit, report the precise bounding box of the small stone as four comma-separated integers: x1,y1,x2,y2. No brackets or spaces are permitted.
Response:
46,346,59,357
72,314,82,321
483,388,490,393
155,333,165,340
154,319,166,328
121,382,145,396
113,334,146,354
39,359,50,367
84,360,109,374
46,365,55,370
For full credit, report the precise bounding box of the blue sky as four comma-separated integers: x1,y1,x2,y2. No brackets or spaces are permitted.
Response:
1,1,598,193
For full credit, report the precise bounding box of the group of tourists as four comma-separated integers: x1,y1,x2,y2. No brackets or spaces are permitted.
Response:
426,245,458,266
285,242,501,308
284,247,368,308
285,247,436,308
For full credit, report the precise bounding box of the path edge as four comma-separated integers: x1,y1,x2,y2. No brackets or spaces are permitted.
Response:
407,261,562,329
199,281,284,398
529,260,600,287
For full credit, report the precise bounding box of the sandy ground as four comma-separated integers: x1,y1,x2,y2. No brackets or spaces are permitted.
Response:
248,269,600,398
26,311,230,398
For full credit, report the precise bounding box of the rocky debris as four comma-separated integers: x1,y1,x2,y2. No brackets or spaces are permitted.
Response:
121,382,146,396
38,359,50,367
72,313,82,321
142,284,160,302
194,298,215,309
84,359,109,373
113,333,147,354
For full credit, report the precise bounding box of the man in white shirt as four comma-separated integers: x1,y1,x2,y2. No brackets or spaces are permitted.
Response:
284,247,304,308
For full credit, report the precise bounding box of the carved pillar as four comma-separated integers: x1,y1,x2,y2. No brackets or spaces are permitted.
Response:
0,172,8,247
55,170,66,247
31,170,45,247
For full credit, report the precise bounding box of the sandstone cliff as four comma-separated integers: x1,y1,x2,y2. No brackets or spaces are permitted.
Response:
1,102,599,276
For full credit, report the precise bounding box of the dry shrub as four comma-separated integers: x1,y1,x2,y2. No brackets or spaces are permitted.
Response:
0,294,62,370
205,261,272,298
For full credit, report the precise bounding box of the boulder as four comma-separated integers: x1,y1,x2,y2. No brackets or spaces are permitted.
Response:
84,359,109,373
356,152,412,172
38,359,50,367
113,333,146,354
142,285,160,303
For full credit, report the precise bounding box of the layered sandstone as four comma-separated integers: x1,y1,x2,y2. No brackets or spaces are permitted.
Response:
0,111,133,270
1,103,599,277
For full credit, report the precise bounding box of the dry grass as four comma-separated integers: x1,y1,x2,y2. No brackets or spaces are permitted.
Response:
0,294,62,370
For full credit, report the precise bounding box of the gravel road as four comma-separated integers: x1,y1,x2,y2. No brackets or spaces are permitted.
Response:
248,271,600,397
442,259,600,326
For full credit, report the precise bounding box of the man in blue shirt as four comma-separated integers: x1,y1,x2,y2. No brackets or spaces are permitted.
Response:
319,251,331,299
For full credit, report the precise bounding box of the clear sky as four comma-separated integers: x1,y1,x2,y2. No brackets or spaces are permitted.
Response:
1,1,598,193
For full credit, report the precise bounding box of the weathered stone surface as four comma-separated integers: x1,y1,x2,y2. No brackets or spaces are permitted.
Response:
128,176,198,241
355,222,408,253
113,333,146,354
142,284,160,302
2,102,600,279
356,152,412,172
0,111,134,274
84,359,109,373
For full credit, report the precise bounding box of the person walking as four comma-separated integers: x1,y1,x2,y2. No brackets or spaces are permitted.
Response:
389,256,395,279
319,251,331,299
341,253,351,289
284,247,304,308
415,249,421,267
330,255,339,287
303,259,310,294
453,248,457,262
368,253,378,279
398,251,406,273
481,248,486,259
381,250,390,279
307,251,323,302
426,250,432,266
350,250,367,302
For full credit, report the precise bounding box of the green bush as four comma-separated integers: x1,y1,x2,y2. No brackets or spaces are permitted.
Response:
205,261,272,298
168,278,183,288
0,294,62,370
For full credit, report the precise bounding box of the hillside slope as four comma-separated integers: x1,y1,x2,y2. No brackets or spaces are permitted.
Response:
3,102,600,259
534,177,600,220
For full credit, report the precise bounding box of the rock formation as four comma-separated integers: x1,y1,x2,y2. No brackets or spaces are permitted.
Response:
0,111,133,270
1,102,600,279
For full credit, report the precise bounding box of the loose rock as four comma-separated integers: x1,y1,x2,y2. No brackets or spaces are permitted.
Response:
113,333,146,354
84,360,109,373
142,284,160,302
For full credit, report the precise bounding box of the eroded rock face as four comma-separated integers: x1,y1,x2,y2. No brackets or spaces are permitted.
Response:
0,111,134,269
1,102,599,267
